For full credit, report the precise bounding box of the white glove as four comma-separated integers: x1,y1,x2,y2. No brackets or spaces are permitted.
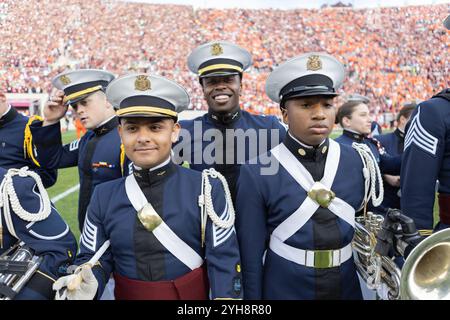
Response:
53,265,98,300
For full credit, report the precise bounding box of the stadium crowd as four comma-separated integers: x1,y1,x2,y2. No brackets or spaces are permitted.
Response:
0,0,448,123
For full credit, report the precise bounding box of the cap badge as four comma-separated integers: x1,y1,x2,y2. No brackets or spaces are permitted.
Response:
60,75,71,85
211,43,223,56
135,75,151,91
307,55,322,71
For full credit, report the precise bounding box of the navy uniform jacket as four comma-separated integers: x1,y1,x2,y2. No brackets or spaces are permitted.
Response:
371,121,382,137
236,134,365,300
401,91,450,231
0,167,77,300
30,116,131,231
377,129,405,210
0,107,57,188
335,130,401,176
175,109,286,200
75,161,242,299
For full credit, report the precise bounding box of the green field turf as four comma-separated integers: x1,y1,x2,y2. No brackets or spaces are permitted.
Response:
48,129,440,242
46,131,80,239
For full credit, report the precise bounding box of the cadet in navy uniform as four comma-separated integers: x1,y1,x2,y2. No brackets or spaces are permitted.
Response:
377,103,416,210
335,100,400,177
0,91,57,188
370,121,382,137
401,14,450,233
53,74,242,300
30,70,131,231
175,41,286,200
346,94,383,137
236,53,377,299
0,167,77,299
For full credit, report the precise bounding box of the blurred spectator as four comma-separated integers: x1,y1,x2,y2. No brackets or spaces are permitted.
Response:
0,1,448,119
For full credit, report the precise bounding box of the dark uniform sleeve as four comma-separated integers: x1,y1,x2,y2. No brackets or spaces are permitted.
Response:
379,153,401,175
30,121,79,169
75,187,113,298
29,166,57,189
370,137,401,175
401,103,443,231
204,177,243,300
7,175,77,300
235,164,267,300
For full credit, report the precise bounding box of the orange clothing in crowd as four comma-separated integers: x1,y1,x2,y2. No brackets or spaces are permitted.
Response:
74,118,87,139
0,1,447,119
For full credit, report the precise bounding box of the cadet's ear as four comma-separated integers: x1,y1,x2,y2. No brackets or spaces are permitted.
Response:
341,116,351,129
171,122,181,143
280,105,289,125
118,123,123,140
105,99,114,110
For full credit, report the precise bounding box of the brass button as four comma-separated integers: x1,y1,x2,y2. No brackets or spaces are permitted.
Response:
298,148,306,156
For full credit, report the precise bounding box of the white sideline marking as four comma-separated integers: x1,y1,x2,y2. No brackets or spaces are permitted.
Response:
51,184,80,203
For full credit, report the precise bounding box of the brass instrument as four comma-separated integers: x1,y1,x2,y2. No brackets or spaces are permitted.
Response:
0,241,42,300
352,209,450,300
400,228,450,300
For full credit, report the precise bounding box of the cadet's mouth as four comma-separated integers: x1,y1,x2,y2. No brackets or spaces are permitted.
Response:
309,124,329,134
212,93,232,103
134,146,158,152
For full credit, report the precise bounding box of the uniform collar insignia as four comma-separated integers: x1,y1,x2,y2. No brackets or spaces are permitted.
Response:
284,132,329,162
343,129,365,142
133,160,176,187
208,108,241,126
93,116,119,136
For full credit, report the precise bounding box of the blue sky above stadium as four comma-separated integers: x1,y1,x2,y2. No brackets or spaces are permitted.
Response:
122,0,450,9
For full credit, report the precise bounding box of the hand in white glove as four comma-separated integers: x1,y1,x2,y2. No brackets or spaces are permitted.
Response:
53,264,98,300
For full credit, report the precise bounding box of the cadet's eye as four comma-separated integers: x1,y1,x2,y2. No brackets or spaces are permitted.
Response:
126,125,137,132
151,124,162,131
